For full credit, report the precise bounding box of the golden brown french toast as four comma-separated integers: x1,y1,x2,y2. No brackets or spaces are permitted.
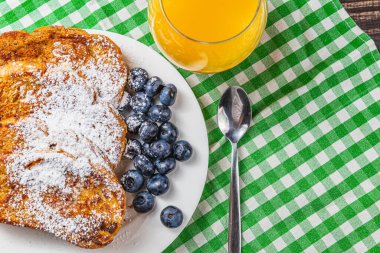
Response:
1,151,126,248
0,26,129,248
0,26,127,106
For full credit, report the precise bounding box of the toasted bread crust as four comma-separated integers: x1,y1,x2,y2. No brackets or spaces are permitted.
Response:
0,26,127,106
0,26,129,248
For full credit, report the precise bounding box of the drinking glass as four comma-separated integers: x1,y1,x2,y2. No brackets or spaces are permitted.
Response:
148,0,267,73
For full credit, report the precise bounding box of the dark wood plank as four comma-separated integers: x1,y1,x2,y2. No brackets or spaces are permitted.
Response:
340,0,380,48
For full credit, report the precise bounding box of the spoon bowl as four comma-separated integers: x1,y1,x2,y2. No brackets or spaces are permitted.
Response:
218,87,252,143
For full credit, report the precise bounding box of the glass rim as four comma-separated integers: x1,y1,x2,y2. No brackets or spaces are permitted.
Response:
158,0,264,45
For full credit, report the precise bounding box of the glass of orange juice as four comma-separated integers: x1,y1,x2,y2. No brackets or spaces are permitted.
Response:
148,0,267,73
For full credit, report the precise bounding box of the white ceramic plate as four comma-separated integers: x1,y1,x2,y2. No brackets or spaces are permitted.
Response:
0,30,209,253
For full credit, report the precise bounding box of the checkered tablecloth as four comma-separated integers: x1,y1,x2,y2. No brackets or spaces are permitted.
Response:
1,0,379,252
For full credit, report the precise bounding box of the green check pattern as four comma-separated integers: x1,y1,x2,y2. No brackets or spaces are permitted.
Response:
1,0,379,252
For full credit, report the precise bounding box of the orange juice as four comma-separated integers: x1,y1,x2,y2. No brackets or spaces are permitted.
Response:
148,0,267,73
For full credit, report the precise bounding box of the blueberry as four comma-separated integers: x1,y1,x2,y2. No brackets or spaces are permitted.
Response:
125,113,147,134
173,140,193,161
142,142,155,159
133,155,155,177
120,170,144,193
159,122,178,143
154,158,176,175
138,121,159,143
131,92,152,113
160,84,177,106
145,76,163,97
148,105,172,123
133,191,155,213
124,139,142,159
147,174,170,196
160,206,183,228
129,67,148,92
150,140,172,159
118,92,131,111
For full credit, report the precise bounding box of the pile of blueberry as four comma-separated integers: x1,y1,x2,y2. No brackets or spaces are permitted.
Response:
119,67,192,229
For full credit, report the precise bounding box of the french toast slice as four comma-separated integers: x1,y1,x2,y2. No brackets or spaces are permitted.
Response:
11,121,114,170
0,26,128,107
0,26,129,248
16,104,124,170
0,83,126,170
1,151,126,248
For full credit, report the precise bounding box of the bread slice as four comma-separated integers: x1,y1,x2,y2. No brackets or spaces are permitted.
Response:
16,105,125,170
1,151,126,248
0,26,128,107
1,83,126,170
16,123,114,171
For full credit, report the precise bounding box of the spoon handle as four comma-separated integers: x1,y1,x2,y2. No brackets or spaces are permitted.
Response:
228,142,241,253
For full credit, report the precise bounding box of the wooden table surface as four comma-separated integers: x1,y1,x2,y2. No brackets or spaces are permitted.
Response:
341,0,380,47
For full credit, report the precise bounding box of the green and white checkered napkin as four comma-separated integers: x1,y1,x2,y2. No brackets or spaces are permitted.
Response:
1,0,379,252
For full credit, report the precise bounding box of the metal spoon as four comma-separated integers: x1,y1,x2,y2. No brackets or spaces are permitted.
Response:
217,86,252,253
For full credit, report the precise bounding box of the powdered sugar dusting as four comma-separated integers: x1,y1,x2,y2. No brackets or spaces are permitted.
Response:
2,29,128,247
7,152,91,194
46,36,127,107
29,198,103,239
